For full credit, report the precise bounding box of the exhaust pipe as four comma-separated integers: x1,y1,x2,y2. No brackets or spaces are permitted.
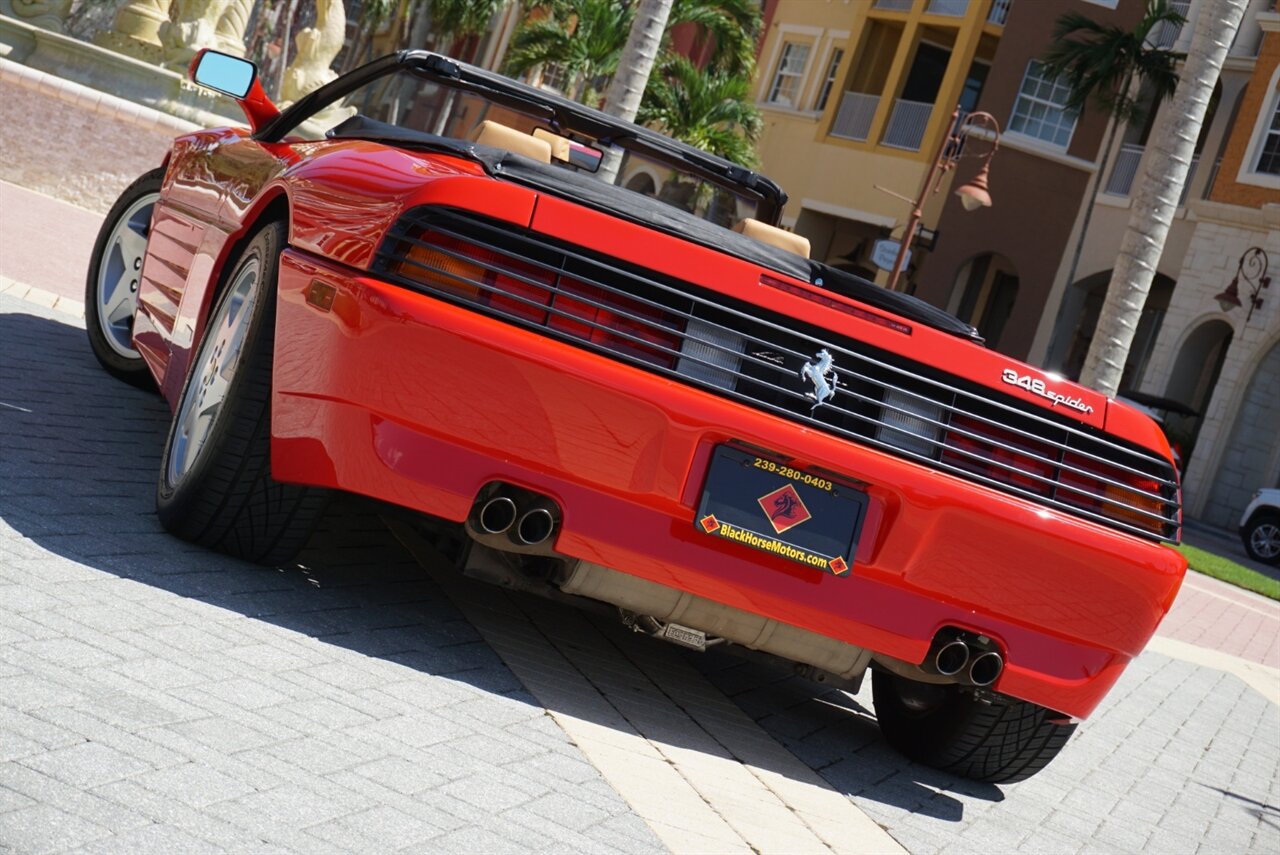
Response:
933,639,970,677
476,496,518,535
514,506,556,547
465,483,563,556
969,651,1004,687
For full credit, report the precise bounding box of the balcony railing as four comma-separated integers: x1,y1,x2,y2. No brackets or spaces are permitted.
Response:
1104,144,1201,205
1179,154,1200,207
927,0,969,15
1231,24,1263,57
831,91,881,142
873,0,914,11
1149,0,1189,49
1204,156,1222,200
987,0,1012,26
1104,143,1144,196
882,99,934,151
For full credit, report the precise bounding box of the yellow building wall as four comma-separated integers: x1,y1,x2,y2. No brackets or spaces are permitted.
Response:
754,0,997,246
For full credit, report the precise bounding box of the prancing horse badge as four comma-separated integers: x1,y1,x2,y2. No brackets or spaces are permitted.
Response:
801,349,838,411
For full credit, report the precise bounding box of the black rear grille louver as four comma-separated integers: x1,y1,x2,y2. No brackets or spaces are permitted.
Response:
374,208,1180,542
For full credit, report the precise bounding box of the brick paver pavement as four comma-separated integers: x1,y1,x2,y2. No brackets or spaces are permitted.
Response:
1161,572,1280,669
3,291,1278,854
694,644,1279,854
2,82,1278,852
0,295,663,853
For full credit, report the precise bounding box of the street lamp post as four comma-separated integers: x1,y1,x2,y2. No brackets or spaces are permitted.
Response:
883,105,1002,292
1214,247,1270,324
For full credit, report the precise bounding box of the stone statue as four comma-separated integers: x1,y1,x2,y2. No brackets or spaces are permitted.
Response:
93,0,173,62
281,0,346,103
214,0,255,57
8,0,73,33
160,0,233,69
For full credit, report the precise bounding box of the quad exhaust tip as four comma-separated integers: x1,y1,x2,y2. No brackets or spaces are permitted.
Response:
515,507,556,546
933,639,970,677
477,496,518,535
467,483,562,554
969,651,1004,687
926,630,1005,687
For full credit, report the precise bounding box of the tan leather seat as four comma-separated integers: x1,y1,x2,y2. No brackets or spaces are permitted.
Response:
531,128,572,163
734,218,811,258
470,120,552,163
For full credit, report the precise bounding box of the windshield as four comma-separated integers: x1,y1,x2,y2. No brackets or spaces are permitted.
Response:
284,67,761,226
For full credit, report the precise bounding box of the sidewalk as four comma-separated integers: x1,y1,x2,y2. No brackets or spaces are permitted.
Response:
1,181,103,306
1159,567,1279,669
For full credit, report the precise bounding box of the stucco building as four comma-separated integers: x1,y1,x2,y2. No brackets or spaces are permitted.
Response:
1131,4,1280,526
753,0,1011,281
755,0,1279,527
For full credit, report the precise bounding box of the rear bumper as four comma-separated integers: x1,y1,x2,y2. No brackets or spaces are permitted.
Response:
272,250,1187,719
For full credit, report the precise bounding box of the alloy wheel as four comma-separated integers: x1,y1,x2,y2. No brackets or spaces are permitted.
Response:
95,193,159,358
1251,522,1280,561
166,258,261,487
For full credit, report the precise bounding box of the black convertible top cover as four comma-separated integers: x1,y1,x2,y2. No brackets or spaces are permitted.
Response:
330,115,982,343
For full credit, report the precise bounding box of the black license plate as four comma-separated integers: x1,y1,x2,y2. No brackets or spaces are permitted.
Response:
694,445,867,576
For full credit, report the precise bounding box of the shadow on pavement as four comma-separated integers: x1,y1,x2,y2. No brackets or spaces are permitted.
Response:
0,309,1000,820
1202,785,1280,832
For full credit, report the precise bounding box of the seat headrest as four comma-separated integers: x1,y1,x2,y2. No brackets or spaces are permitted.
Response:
531,128,573,163
733,218,810,258
470,121,552,164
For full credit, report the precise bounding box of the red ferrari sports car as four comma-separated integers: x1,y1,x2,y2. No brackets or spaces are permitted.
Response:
86,49,1186,783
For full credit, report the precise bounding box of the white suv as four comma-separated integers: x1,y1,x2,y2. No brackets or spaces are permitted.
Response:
1239,488,1280,565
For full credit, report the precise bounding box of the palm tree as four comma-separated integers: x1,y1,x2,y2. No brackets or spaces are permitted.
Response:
634,55,761,214
506,0,761,181
1078,0,1248,396
503,0,633,103
1039,0,1185,343
669,0,759,78
636,55,760,166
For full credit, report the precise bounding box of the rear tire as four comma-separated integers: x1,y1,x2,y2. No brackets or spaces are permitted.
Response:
1242,512,1280,565
872,670,1076,783
85,168,163,388
156,220,327,565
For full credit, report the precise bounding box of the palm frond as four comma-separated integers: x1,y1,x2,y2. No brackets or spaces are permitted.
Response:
1040,0,1184,121
430,0,507,37
638,55,760,166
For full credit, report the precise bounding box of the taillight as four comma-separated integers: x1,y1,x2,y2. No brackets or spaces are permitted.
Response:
387,227,686,370
395,235,494,301
1058,453,1168,535
549,278,682,368
942,415,1056,497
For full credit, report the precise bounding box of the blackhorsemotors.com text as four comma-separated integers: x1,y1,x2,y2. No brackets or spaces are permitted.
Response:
714,523,830,568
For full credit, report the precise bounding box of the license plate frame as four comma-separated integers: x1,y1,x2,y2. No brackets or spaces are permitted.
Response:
694,445,867,576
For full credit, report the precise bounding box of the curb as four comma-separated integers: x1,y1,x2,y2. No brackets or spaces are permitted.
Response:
0,276,85,320
0,55,200,136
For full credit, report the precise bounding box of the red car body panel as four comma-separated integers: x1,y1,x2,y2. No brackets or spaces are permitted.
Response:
133,128,1188,720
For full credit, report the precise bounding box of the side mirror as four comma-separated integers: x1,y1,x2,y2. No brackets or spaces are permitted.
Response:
188,49,280,133
191,50,256,99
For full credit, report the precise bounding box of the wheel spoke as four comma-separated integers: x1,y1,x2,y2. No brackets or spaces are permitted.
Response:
104,271,136,324
116,225,148,267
